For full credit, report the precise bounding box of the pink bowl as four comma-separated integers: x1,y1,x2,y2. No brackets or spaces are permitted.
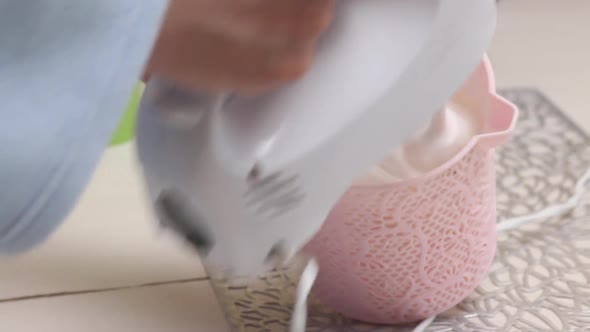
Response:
304,56,518,324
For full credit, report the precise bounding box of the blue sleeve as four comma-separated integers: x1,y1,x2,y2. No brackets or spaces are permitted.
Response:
0,0,168,253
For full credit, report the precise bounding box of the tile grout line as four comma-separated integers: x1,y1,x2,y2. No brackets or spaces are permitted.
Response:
0,276,211,304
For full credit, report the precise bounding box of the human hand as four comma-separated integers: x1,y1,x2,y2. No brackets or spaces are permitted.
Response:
146,0,335,95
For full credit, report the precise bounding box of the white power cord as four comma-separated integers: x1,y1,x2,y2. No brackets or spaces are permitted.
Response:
290,258,319,332
496,167,590,232
412,315,437,332
290,258,437,332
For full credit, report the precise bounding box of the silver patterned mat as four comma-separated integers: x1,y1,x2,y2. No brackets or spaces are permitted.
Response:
208,89,590,332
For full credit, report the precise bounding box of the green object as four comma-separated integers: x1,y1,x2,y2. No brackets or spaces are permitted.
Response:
109,83,144,146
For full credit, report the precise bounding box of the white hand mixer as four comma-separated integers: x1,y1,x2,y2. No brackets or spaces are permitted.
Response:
136,0,496,286
137,1,496,330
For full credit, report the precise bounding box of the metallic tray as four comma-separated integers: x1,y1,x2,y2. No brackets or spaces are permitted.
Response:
208,89,590,331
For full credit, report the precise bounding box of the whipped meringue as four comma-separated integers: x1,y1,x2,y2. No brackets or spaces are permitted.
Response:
355,101,482,185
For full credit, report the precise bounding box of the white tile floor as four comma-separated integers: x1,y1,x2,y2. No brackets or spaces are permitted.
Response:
0,282,229,332
1,1,589,331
